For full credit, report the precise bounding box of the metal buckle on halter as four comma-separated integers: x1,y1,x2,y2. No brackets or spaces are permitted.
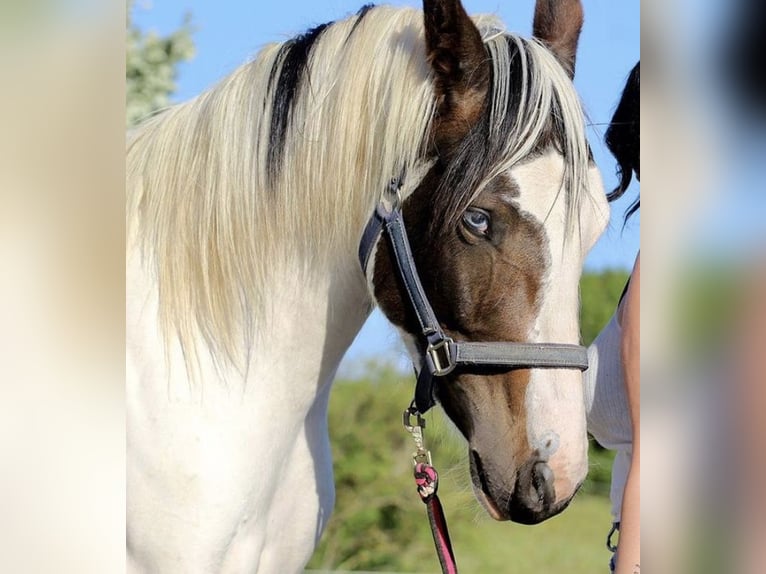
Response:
426,337,455,376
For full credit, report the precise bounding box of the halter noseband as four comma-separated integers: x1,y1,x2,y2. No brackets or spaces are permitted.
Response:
358,182,589,414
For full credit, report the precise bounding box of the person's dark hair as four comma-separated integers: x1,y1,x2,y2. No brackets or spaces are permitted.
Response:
604,61,640,223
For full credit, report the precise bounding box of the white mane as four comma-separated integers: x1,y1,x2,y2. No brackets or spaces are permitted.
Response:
126,6,590,376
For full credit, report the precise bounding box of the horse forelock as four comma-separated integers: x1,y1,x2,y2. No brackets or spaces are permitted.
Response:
431,29,591,240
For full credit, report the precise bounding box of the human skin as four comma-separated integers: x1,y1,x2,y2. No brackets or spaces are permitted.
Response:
615,253,640,574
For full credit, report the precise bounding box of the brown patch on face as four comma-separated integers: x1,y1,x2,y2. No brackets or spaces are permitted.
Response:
371,165,551,519
372,170,550,443
368,0,579,521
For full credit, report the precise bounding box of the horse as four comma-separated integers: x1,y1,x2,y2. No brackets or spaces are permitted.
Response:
126,0,609,571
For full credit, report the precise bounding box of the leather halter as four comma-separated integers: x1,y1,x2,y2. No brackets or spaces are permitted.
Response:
358,183,589,414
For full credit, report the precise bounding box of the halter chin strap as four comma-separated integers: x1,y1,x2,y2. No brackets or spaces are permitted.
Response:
358,193,589,414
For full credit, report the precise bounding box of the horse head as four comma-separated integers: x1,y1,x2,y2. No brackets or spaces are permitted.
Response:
368,0,609,524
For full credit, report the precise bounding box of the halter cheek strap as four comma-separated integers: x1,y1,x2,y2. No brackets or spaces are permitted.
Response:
359,195,589,414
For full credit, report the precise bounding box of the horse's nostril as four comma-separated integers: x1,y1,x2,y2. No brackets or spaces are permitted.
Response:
512,459,556,521
531,461,555,506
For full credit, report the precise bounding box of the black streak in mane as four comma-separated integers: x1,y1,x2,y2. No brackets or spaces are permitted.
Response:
500,37,566,158
267,22,332,189
430,38,522,232
348,4,376,39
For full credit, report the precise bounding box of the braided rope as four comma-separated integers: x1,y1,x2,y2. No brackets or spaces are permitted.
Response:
413,463,458,574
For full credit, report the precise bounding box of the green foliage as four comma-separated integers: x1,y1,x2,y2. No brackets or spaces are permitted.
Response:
310,365,437,571
126,1,195,126
579,269,630,346
580,438,614,497
308,364,615,572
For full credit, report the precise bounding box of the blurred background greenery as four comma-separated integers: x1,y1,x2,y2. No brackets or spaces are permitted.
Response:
126,0,194,127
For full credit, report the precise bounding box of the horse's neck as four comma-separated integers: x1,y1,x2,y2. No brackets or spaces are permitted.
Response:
246,257,371,412
128,245,371,416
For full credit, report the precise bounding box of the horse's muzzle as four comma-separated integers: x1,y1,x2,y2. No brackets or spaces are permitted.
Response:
470,451,579,524
508,459,558,524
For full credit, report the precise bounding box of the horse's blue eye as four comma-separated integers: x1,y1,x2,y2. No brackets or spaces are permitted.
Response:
462,209,490,235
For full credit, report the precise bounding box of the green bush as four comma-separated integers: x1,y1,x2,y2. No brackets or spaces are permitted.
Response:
126,1,195,126
580,269,630,346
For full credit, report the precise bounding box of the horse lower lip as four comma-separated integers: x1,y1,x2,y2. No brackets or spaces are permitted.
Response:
470,450,507,521
476,488,505,520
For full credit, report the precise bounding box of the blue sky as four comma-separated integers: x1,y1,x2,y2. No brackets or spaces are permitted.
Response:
132,0,640,370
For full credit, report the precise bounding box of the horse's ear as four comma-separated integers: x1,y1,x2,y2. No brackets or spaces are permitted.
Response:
532,0,583,78
423,0,490,148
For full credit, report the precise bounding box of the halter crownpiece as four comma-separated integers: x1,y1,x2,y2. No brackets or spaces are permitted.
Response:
359,178,589,414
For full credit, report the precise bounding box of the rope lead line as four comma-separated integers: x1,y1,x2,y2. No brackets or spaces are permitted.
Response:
404,409,458,574
425,492,457,574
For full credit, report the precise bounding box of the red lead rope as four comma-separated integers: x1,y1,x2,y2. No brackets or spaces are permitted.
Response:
404,408,458,574
414,463,458,574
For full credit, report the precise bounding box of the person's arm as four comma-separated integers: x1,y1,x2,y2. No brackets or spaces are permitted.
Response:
615,253,640,574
